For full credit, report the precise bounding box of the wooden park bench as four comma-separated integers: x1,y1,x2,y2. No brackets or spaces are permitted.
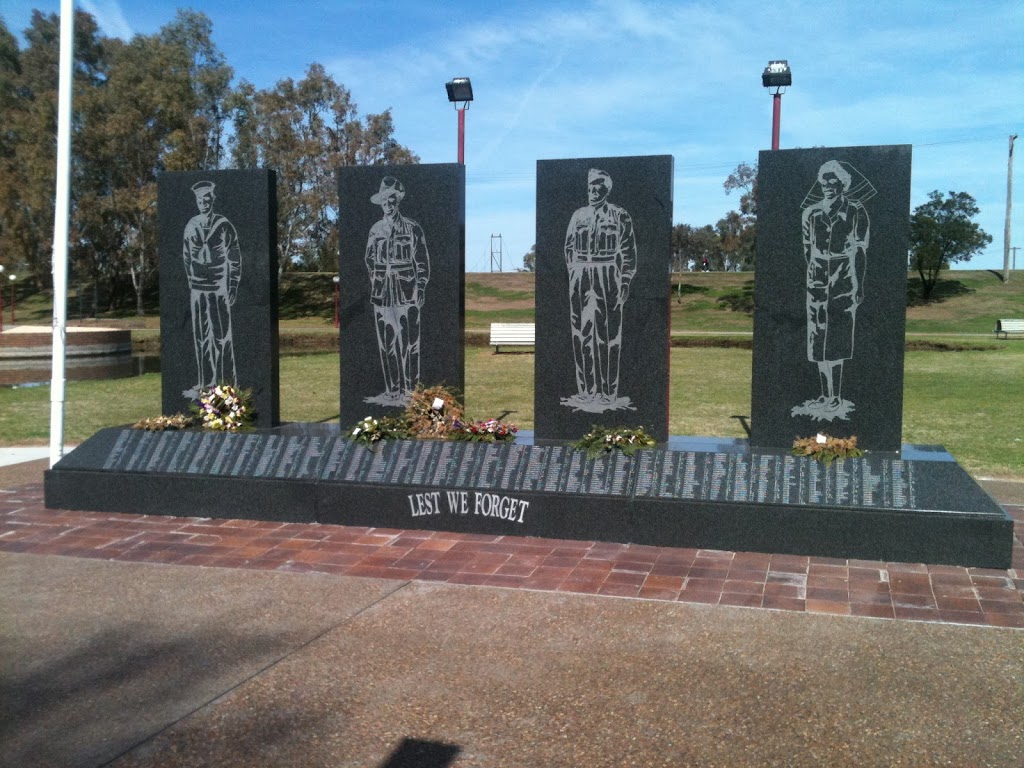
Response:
489,322,535,353
994,319,1024,339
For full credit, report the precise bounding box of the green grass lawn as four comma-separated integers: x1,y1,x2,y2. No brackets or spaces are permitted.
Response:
4,269,1021,475
465,307,536,328
904,271,1024,335
13,269,1021,337
901,346,1024,476
3,342,1020,477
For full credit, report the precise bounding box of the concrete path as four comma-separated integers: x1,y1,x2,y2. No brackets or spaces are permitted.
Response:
0,446,51,467
4,551,1024,768
3,461,1023,767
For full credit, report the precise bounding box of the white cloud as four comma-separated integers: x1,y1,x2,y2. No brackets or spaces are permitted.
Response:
14,0,1017,271
80,0,133,40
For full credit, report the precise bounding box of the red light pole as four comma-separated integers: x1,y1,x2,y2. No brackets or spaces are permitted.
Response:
762,60,792,151
771,92,782,150
446,77,474,164
458,108,466,164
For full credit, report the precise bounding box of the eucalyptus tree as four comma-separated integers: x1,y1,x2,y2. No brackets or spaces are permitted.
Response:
75,10,233,314
229,63,418,273
671,224,720,272
719,161,757,270
0,9,232,313
0,10,105,291
1,8,417,312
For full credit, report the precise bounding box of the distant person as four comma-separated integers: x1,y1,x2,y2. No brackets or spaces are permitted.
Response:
702,255,710,272
363,176,430,407
181,180,241,399
792,160,871,421
561,168,637,413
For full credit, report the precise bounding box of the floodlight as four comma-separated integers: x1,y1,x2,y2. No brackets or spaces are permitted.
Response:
445,77,474,105
762,60,792,90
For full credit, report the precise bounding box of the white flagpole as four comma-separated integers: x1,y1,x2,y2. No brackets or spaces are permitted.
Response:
49,0,75,467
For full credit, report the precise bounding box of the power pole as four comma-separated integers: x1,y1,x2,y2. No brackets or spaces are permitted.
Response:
1012,246,1020,270
1004,134,1017,282
490,234,503,273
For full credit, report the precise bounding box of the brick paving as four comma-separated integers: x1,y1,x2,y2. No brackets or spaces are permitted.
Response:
3,482,1023,629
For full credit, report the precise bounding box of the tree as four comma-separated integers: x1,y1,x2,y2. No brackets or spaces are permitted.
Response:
0,9,234,313
0,10,107,291
157,10,234,171
519,244,535,272
671,224,719,271
229,64,419,273
910,190,991,300
0,8,420,308
83,10,234,314
715,210,755,271
0,22,20,150
0,18,26,280
720,161,757,270
723,161,757,216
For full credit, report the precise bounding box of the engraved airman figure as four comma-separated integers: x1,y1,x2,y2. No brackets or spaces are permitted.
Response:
561,168,637,413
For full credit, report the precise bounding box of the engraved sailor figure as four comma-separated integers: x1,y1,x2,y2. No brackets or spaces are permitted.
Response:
181,180,241,399
561,168,637,413
791,160,875,422
363,176,430,407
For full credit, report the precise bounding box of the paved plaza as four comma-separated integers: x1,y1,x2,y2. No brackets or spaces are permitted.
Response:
3,457,1023,767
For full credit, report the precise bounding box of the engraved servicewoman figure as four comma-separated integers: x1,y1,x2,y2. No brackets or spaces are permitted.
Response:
791,160,875,423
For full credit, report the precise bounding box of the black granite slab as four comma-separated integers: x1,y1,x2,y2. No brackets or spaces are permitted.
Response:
45,426,1012,569
158,170,279,427
751,146,911,451
337,165,465,426
534,156,673,442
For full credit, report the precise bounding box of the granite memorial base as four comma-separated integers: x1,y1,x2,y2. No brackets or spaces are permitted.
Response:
44,426,1013,570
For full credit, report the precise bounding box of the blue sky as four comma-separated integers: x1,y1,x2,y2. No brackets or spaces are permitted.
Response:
5,0,1023,272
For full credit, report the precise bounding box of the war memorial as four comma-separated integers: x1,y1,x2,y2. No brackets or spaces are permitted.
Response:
44,149,1014,570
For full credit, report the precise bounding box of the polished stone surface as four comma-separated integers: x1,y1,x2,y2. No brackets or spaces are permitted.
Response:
534,156,673,442
337,164,465,427
44,427,1013,568
751,146,911,451
158,170,279,427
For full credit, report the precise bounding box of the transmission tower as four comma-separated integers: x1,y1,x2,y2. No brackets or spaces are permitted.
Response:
490,233,503,272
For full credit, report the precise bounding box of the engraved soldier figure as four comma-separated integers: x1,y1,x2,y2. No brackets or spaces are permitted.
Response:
561,168,637,413
182,180,241,399
364,176,430,406
792,160,872,422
